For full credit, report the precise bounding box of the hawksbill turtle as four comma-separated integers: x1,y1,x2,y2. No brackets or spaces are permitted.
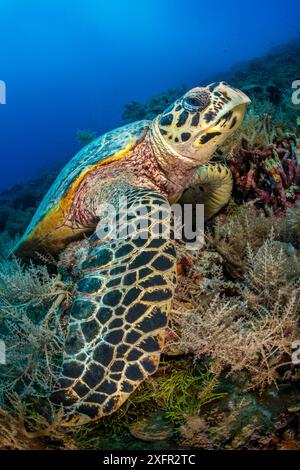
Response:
14,82,250,426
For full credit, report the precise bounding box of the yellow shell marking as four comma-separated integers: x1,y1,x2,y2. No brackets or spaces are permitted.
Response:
22,142,134,253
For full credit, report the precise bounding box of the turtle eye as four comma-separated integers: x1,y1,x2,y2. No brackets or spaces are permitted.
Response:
183,92,211,112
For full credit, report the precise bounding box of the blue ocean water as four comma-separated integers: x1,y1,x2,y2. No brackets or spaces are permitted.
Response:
0,0,300,190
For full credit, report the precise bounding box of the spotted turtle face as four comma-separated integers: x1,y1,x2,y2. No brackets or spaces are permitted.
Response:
154,81,250,164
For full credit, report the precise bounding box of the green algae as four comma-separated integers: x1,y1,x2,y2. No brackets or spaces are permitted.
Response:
74,359,226,450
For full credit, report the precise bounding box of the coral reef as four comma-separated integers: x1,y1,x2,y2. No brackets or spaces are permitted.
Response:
120,40,300,217
1,204,300,449
167,207,300,392
0,407,77,450
0,41,300,450
220,117,300,215
122,40,300,129
0,230,225,450
1,42,299,236
0,168,60,236
178,383,300,450
222,40,300,129
122,85,187,122
0,233,70,406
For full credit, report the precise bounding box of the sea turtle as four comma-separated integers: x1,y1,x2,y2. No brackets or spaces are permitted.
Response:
14,82,250,426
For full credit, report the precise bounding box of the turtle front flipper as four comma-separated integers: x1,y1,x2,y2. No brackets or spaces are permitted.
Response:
51,187,177,426
179,163,233,220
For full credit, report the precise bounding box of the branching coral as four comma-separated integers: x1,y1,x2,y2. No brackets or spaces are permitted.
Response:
0,43,299,450
168,213,300,391
205,207,280,279
284,203,300,251
0,210,299,448
0,234,70,405
0,406,77,450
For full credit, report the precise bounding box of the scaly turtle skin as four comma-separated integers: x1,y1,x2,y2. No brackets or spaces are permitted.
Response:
14,82,250,426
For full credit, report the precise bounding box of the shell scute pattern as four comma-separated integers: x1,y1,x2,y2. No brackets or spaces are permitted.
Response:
19,120,150,242
14,83,250,426
52,189,177,425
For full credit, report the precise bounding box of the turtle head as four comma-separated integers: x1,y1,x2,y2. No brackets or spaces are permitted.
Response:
153,82,250,165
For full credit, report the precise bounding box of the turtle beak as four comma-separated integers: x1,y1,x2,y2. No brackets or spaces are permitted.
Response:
203,81,251,135
207,81,251,107
210,81,251,129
